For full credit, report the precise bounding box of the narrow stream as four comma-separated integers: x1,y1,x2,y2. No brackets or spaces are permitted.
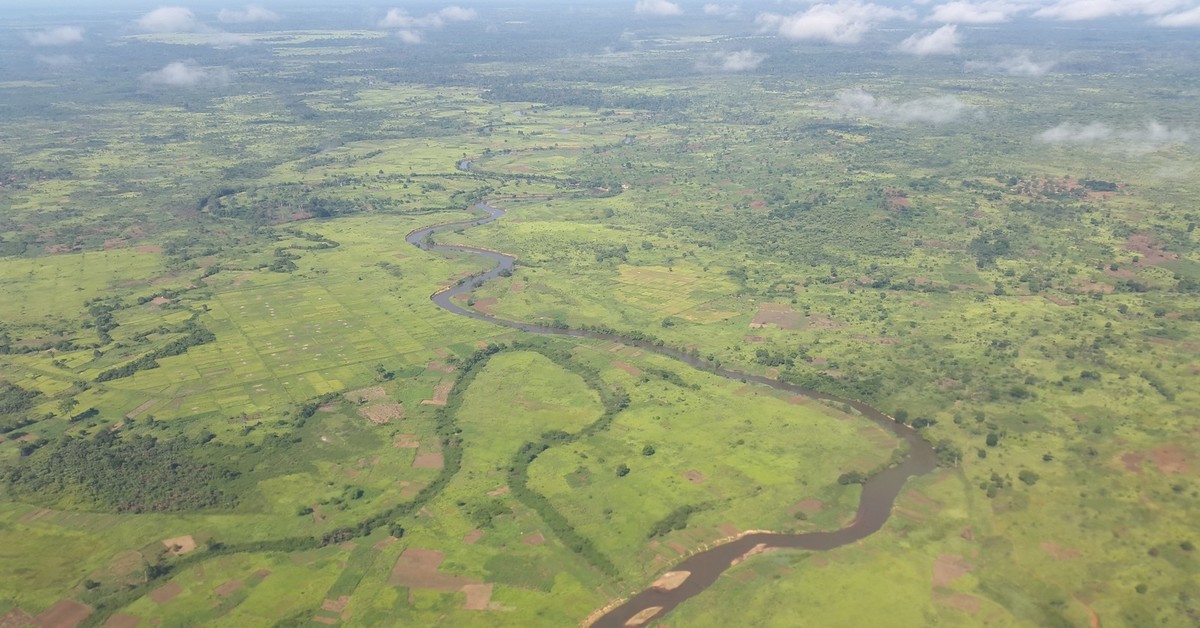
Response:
406,203,937,627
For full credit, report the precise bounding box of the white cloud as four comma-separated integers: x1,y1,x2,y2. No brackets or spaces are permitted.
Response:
927,1,1027,24
379,6,477,30
994,52,1055,75
635,0,683,16
757,2,911,45
898,24,961,55
703,3,739,17
142,60,229,87
1033,0,1192,21
396,29,423,44
835,89,970,124
217,5,280,24
137,7,201,33
700,49,767,72
1038,121,1190,149
1155,6,1200,25
27,26,84,46
438,6,479,22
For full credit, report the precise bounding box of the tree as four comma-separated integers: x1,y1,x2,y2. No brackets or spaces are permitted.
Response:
1018,470,1040,485
616,463,630,477
58,397,78,417
642,445,655,457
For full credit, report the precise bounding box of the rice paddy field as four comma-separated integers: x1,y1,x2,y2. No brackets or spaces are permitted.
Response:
1,4,1197,627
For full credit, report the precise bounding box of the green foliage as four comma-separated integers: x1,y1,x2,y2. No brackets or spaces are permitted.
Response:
646,504,705,539
2,431,239,513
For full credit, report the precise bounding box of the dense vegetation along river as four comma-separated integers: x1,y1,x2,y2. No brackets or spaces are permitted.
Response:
406,203,938,627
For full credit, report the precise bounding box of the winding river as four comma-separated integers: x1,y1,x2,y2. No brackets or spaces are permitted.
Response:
406,203,937,627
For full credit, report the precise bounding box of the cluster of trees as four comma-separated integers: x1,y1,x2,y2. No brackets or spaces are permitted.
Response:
2,430,239,513
96,317,216,382
646,504,705,539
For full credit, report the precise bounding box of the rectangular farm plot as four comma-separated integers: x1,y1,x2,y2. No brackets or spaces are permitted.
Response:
614,265,735,317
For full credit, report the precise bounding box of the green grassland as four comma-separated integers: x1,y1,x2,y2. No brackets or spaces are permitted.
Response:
0,10,1197,628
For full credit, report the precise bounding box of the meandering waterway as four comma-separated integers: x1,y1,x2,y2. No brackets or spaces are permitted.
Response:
406,203,937,627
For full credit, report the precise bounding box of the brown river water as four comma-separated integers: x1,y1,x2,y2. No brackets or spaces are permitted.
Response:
406,203,937,627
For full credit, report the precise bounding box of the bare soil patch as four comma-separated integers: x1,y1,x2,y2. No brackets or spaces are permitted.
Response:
487,486,510,497
1121,452,1144,473
935,591,982,614
213,580,243,597
750,303,803,330
522,531,546,546
650,571,690,591
0,608,33,628
322,596,350,612
1046,296,1074,307
718,523,739,537
612,361,642,377
932,554,973,587
150,296,172,306
421,380,452,406
473,298,498,315
1124,234,1178,266
1151,444,1190,474
461,583,495,610
134,244,162,254
463,530,484,545
1040,542,1082,560
103,239,128,250
161,535,196,556
32,600,92,628
412,452,444,469
149,582,182,604
358,403,405,425
345,386,386,403
683,470,706,484
730,543,771,568
103,614,140,628
624,606,663,627
389,548,477,590
427,360,455,373
393,434,419,448
787,499,826,517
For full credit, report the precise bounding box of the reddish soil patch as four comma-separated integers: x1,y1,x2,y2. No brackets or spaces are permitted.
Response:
254,568,271,579
932,554,973,587
214,580,243,597
134,244,163,254
103,239,128,250
345,386,386,403
522,531,546,546
510,280,525,293
412,452,444,469
749,200,767,210
149,582,182,604
461,583,495,610
389,548,477,590
472,298,498,315
1121,452,1144,473
683,470,706,484
883,188,911,211
1150,444,1190,474
935,591,982,614
125,399,156,420
744,335,766,343
612,361,642,377
487,486,510,497
750,303,803,330
718,523,739,537
0,609,34,628
358,403,405,425
149,296,172,306
322,596,350,612
161,535,196,556
421,380,452,406
787,499,826,517
1076,280,1114,294
1124,234,1179,266
1046,296,1074,307
393,434,420,448
427,360,455,373
463,530,484,545
1040,542,1082,560
31,600,92,628
103,614,140,628
961,528,975,541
